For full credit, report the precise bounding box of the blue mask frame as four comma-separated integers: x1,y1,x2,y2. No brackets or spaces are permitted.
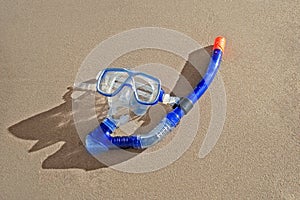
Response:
96,68,163,106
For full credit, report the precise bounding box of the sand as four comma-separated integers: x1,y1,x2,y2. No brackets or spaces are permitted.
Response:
1,1,299,199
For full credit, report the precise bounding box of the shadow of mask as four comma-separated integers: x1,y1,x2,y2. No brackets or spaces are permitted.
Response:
8,86,109,171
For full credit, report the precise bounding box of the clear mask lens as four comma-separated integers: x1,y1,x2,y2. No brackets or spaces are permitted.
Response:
134,75,159,103
98,71,129,95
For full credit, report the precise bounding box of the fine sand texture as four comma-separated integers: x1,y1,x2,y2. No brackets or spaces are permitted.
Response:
1,1,299,199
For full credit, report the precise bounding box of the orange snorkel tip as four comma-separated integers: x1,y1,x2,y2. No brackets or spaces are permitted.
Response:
213,36,226,53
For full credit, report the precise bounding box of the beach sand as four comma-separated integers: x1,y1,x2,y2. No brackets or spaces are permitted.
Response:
1,1,299,199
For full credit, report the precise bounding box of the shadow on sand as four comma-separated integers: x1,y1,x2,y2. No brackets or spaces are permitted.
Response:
8,46,212,171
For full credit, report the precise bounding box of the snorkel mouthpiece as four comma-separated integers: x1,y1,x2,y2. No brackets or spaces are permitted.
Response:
85,37,226,155
86,118,141,154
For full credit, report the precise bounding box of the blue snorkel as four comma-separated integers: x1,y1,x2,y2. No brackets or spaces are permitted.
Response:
85,37,226,155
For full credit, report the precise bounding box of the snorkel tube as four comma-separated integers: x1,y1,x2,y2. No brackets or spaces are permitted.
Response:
86,37,226,155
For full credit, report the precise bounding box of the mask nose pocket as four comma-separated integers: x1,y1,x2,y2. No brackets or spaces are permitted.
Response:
129,94,149,116
106,86,132,125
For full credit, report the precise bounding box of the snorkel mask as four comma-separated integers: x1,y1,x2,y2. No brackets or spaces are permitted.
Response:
85,37,226,155
97,68,164,119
